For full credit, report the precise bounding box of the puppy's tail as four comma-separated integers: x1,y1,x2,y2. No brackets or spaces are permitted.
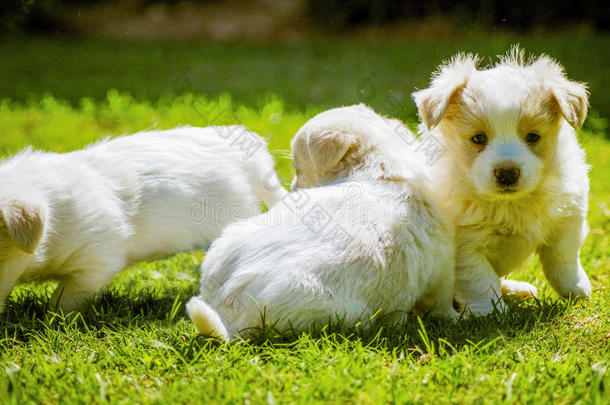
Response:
186,297,231,341
243,132,287,208
249,161,287,208
255,168,287,208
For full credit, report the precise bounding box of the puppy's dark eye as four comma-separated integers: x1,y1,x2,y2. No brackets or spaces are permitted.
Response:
471,133,488,145
525,133,540,144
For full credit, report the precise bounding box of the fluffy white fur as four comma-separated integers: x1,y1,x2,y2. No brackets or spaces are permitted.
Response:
413,47,592,315
0,126,286,313
187,105,457,341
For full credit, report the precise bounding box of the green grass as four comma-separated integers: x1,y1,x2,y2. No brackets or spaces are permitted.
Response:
0,35,609,403
0,93,608,404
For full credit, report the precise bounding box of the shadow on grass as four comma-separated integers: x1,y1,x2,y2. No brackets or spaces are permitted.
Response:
1,286,575,364
0,284,198,345
183,295,576,361
274,297,564,343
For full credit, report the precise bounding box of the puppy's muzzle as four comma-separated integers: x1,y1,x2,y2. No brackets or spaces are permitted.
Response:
494,166,520,188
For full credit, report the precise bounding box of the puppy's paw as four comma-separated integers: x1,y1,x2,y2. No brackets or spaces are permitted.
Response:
559,275,592,299
501,279,538,299
462,298,507,317
428,306,460,322
443,308,461,322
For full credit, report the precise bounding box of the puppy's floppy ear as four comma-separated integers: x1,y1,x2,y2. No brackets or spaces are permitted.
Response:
552,82,588,129
291,127,358,174
532,56,589,130
412,54,478,129
0,200,46,254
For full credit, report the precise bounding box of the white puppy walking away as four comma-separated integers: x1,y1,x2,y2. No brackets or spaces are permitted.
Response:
413,46,592,315
0,126,286,313
187,105,458,341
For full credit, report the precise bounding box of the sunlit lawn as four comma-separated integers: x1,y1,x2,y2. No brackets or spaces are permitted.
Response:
0,34,609,403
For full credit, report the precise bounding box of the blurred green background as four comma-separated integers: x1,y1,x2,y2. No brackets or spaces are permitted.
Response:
1,1,609,120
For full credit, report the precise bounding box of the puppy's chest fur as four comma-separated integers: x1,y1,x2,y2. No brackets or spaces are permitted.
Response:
453,185,572,275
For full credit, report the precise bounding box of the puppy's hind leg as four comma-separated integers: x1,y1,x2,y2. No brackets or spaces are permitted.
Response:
415,268,459,321
50,269,118,313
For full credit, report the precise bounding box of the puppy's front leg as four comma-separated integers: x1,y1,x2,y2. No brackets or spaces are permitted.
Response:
0,283,14,314
0,271,20,314
538,215,591,299
454,253,506,316
50,270,117,312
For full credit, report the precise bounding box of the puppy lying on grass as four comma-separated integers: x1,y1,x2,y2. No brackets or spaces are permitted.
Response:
0,126,286,313
413,47,592,315
187,105,457,341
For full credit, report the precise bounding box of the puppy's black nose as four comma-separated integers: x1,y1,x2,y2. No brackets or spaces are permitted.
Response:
494,167,520,187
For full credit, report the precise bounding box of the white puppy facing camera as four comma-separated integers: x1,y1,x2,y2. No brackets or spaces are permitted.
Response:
413,46,592,315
